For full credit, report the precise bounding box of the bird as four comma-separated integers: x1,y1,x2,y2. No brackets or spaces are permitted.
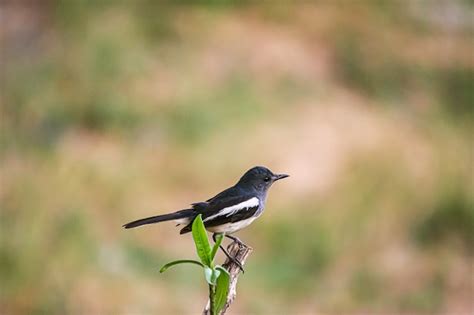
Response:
123,166,289,270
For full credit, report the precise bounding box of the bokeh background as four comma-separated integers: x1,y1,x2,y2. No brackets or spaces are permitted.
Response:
1,1,473,314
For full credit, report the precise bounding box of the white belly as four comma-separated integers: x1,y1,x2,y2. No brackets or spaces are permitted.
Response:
206,217,257,234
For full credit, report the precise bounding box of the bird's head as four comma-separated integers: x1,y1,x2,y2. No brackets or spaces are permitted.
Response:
237,166,289,192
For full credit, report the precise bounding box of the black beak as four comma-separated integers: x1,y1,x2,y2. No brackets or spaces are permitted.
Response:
273,173,289,181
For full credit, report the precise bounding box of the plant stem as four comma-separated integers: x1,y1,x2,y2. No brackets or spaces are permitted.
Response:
208,284,216,315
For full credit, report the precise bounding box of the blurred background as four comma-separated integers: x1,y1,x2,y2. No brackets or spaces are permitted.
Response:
1,1,473,314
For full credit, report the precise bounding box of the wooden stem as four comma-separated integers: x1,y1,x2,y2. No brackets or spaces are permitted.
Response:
202,241,253,315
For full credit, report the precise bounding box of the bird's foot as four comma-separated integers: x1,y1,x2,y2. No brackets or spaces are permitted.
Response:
213,233,246,273
225,234,246,247
228,255,245,273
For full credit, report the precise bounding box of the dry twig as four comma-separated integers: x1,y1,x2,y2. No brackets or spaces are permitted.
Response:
203,241,253,315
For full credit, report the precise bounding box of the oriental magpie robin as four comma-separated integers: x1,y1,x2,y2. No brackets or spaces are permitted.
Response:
123,166,289,270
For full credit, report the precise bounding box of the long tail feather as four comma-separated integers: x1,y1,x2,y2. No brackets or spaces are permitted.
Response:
123,209,193,229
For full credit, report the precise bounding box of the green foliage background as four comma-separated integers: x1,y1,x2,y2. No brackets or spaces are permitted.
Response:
1,2,473,314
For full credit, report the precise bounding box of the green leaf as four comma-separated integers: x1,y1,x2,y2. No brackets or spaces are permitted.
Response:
204,266,221,285
210,233,224,261
192,214,212,267
215,265,230,277
159,259,204,273
214,266,231,313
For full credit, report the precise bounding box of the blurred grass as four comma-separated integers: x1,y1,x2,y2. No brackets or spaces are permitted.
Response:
413,189,474,252
398,273,445,313
1,1,473,314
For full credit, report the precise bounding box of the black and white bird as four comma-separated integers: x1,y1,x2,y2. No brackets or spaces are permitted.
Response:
123,166,288,270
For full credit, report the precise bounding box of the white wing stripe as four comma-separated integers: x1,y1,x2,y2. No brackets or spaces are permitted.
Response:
203,197,259,222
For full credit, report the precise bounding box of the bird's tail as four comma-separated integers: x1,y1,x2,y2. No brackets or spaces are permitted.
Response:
123,209,194,229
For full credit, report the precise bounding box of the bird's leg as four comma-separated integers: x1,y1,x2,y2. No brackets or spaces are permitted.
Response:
225,234,245,246
212,233,245,273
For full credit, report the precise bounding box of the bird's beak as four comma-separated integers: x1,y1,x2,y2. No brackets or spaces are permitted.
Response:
273,173,289,181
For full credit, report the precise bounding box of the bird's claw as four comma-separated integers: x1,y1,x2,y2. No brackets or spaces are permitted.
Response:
228,255,245,273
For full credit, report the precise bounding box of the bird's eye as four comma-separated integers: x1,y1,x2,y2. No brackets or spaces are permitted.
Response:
264,176,271,182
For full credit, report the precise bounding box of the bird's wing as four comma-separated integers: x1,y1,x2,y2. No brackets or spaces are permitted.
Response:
190,185,241,211
180,194,259,234
202,194,258,216
205,185,241,203
203,195,260,228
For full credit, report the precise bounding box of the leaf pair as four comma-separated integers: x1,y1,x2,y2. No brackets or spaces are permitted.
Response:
192,215,230,314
